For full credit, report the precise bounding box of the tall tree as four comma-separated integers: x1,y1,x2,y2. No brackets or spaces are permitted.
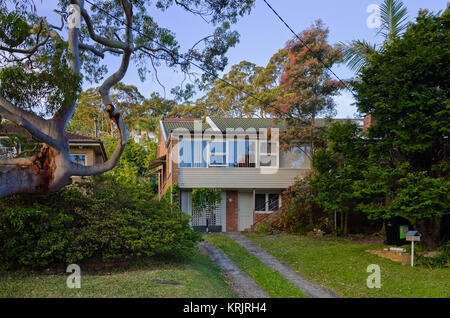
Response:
353,8,450,248
271,20,343,152
341,0,408,73
182,50,288,119
312,121,370,235
0,0,255,198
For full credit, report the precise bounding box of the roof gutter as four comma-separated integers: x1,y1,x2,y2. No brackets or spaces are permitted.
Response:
159,120,168,143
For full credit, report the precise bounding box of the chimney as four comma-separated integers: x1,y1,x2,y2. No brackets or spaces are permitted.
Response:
94,117,98,138
363,114,376,133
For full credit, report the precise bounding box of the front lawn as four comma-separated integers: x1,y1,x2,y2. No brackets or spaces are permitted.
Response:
0,248,234,298
245,234,449,298
204,234,307,298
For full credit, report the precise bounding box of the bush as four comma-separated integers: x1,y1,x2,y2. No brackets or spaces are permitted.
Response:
278,175,330,233
416,241,450,269
0,174,201,269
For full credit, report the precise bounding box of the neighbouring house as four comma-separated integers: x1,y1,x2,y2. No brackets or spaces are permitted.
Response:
130,127,156,144
150,117,363,232
0,123,107,166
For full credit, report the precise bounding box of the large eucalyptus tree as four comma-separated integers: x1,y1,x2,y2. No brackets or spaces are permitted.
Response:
0,0,254,198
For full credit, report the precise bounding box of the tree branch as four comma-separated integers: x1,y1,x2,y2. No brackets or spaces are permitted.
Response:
0,102,64,152
79,43,123,58
72,0,132,176
79,3,127,50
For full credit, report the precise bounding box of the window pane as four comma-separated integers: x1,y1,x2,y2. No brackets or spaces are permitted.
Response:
209,154,226,166
193,140,207,167
255,194,266,211
268,194,279,211
70,154,86,165
227,140,236,167
236,140,256,167
179,140,192,167
280,146,311,169
210,141,226,154
260,142,278,167
209,141,226,166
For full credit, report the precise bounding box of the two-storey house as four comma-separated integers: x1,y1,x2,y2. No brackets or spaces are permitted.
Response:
152,117,363,232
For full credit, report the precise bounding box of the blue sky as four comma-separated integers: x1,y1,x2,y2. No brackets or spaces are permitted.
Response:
37,0,448,118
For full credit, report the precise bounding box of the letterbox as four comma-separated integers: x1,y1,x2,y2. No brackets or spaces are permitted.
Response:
405,230,421,242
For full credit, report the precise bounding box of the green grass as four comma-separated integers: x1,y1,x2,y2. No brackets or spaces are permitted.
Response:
0,248,234,298
204,234,307,298
245,234,450,298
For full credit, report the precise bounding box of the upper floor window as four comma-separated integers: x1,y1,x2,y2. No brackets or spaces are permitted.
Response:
208,141,227,167
259,141,278,167
179,139,207,168
279,145,311,169
70,154,86,166
228,139,256,168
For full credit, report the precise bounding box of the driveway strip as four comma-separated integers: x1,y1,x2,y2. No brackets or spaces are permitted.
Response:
225,233,341,298
200,241,269,298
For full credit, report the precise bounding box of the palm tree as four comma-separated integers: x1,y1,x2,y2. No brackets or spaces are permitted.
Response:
341,0,409,73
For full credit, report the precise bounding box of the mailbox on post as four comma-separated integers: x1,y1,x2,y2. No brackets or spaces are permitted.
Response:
406,231,421,242
405,230,421,267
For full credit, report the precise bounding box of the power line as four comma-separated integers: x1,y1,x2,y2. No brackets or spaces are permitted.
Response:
262,0,352,92
82,0,343,121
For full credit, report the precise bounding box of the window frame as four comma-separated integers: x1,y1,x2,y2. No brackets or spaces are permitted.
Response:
258,141,279,168
70,154,87,166
254,193,281,213
207,141,228,167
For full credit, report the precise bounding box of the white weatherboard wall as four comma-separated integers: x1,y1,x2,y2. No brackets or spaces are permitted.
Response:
179,168,309,189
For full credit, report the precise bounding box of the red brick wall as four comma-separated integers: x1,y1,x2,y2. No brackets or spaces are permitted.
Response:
255,213,270,224
226,191,238,232
363,114,376,132
172,139,178,184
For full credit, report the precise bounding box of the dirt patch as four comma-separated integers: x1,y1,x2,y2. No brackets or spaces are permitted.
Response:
152,280,184,286
344,234,385,245
366,249,410,264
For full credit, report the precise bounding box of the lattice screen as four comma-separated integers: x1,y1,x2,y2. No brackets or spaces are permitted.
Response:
192,204,221,227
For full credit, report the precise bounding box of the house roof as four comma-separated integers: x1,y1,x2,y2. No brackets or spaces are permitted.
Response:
209,118,286,132
0,124,103,142
160,117,363,137
161,119,211,137
65,131,103,143
0,123,108,161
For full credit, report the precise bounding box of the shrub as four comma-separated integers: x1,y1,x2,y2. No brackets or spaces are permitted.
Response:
416,241,450,269
0,175,200,269
279,175,330,233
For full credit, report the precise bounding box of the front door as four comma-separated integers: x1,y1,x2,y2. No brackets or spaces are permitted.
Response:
238,192,253,231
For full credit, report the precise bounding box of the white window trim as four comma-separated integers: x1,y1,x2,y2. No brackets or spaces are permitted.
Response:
207,141,228,167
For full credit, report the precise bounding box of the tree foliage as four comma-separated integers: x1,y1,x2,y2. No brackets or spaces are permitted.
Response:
67,83,173,137
271,20,343,151
341,0,409,73
169,50,288,119
192,188,222,215
349,8,450,247
0,174,200,269
353,9,450,176
0,0,256,197
311,121,370,235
